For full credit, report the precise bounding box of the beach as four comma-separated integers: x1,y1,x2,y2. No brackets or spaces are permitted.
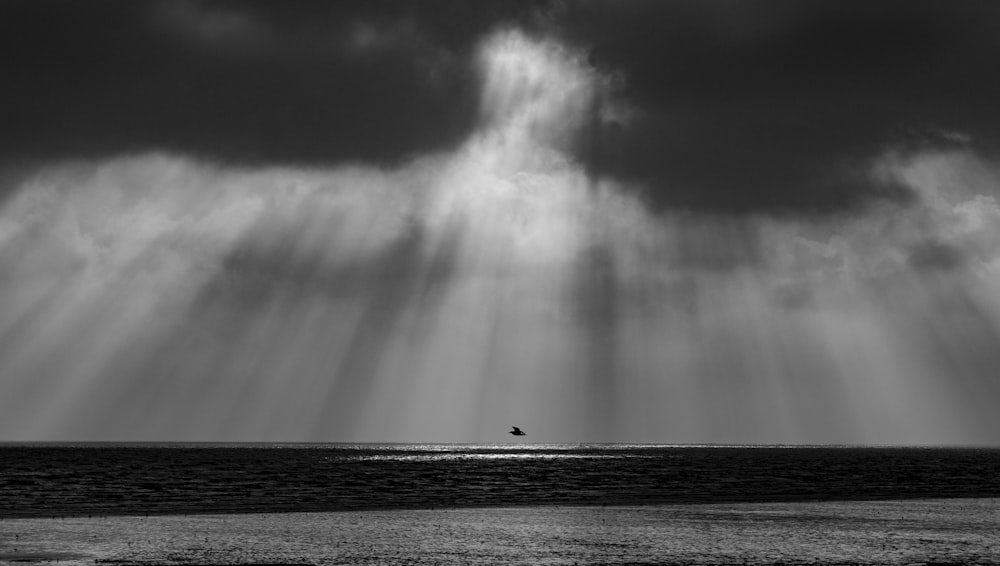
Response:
3,499,999,565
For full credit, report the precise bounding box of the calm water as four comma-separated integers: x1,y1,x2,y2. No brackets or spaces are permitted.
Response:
2,444,999,518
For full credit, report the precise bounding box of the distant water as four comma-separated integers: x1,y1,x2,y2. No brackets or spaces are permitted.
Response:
2,443,999,518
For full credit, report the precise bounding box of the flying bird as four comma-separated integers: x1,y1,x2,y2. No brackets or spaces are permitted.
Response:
509,426,526,436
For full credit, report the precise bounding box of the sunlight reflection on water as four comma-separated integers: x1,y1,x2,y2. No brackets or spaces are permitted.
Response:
351,452,631,462
331,443,681,462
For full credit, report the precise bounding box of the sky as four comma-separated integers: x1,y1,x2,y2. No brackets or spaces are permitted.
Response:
2,0,1000,444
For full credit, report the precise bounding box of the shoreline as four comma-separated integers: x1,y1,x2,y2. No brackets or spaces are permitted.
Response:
4,491,1000,521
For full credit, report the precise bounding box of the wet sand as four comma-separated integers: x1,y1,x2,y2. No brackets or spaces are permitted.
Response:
2,499,999,565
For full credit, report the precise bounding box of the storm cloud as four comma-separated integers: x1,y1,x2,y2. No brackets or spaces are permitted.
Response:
5,1,1000,213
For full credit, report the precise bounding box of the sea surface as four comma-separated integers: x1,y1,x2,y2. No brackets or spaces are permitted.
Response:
2,443,999,518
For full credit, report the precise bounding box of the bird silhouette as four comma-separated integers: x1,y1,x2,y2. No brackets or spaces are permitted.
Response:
509,426,526,436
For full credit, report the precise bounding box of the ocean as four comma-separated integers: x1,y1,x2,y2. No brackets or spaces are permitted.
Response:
3,445,1000,564
3,443,999,518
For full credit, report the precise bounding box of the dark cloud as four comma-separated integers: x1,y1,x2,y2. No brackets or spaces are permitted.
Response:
0,1,542,169
4,1,1000,214
557,0,1000,214
908,240,966,272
